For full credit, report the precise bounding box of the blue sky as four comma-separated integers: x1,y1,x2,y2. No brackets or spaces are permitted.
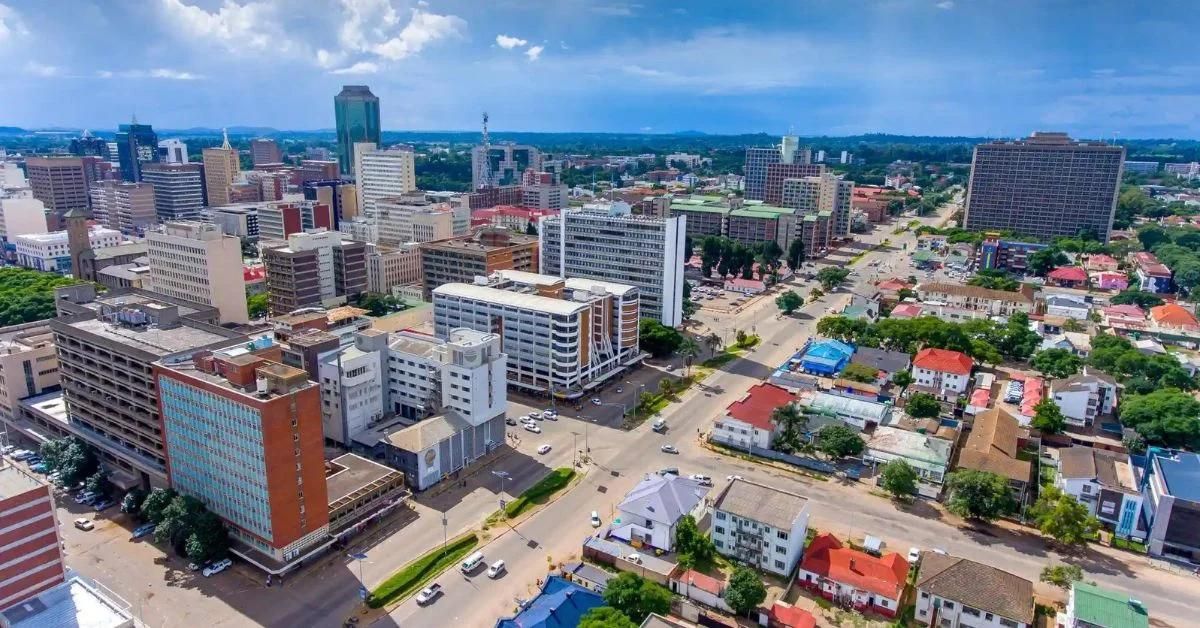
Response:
1,0,1198,137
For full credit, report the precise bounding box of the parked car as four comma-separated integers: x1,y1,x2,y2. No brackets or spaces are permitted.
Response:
537,444,551,455
657,467,679,476
11,450,33,461
73,518,94,531
660,444,678,454
523,424,541,434
416,583,443,605
25,456,42,466
527,411,543,420
590,511,601,527
591,398,601,405
543,408,557,417
726,475,744,482
0,445,14,454
92,499,115,511
689,474,713,487
202,558,233,577
131,523,156,539
188,561,208,572
505,417,517,426
907,547,922,563
74,492,97,505
486,560,506,578
30,463,47,473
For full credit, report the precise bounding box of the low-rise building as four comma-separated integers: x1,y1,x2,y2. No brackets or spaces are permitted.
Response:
1140,450,1200,560
1057,582,1149,628
801,391,892,430
797,533,908,618
912,348,973,400
849,347,912,384
609,473,709,552
1149,303,1200,331
915,553,1034,628
915,282,1035,318
795,338,854,376
1132,252,1171,293
710,478,810,577
1057,447,1146,541
13,226,123,274
710,382,794,452
956,408,1032,504
864,426,954,485
1049,371,1118,427
1044,293,1091,320
0,322,59,419
495,576,604,628
1047,266,1088,289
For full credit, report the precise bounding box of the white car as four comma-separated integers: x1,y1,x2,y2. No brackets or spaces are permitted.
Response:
543,408,557,417
660,444,678,454
73,518,94,531
415,583,443,605
907,547,922,563
537,444,551,455
689,474,713,487
527,411,542,421
726,475,743,482
590,511,601,527
591,398,601,405
202,558,232,577
524,424,542,434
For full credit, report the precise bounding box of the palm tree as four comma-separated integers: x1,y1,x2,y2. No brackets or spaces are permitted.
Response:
770,404,810,453
679,337,700,377
704,332,722,357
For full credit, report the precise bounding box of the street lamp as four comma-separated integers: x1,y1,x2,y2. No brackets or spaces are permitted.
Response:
348,552,368,601
491,470,512,509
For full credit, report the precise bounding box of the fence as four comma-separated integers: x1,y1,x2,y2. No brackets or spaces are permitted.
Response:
708,436,836,474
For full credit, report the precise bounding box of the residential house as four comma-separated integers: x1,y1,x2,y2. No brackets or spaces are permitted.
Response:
1103,304,1146,332
1040,332,1092,358
864,426,954,485
724,277,767,295
1049,371,1118,427
669,568,731,613
1132,252,1171,293
710,382,794,452
911,348,973,400
831,378,882,400
1048,266,1089,289
1141,450,1200,561
802,391,893,429
494,576,605,628
1093,271,1129,291
609,474,710,552
797,533,909,618
1044,293,1091,320
956,408,1032,504
1057,582,1149,628
796,338,854,376
915,282,1035,318
1149,303,1200,331
1133,338,1167,356
710,478,810,577
1057,447,1146,541
768,601,818,628
889,303,924,319
1016,377,1044,425
915,553,1035,628
561,561,614,593
850,347,912,384
840,291,881,321
875,278,913,304
1083,254,1120,272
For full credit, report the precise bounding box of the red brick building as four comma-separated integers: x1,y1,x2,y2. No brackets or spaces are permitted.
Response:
0,465,65,610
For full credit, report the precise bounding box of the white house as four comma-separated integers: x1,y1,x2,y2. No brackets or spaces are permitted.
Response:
609,474,709,552
1049,371,1118,428
669,569,732,613
709,479,810,577
1057,447,1147,541
911,348,973,399
915,553,1035,628
1044,293,1092,320
710,382,793,452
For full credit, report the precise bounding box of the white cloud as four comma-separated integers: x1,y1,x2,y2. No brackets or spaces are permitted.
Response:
371,8,465,60
316,49,346,69
25,62,59,77
936,1,955,9
96,70,114,79
0,3,28,43
159,0,285,53
96,68,206,80
330,61,380,74
591,3,641,16
525,45,544,61
496,34,527,49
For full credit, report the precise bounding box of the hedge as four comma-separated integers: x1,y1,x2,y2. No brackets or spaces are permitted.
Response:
503,468,575,518
366,533,479,608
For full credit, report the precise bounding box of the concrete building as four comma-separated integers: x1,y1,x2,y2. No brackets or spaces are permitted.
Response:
303,180,358,224
157,139,188,165
202,133,240,207
864,426,954,485
366,244,420,294
147,221,250,324
710,478,810,577
1049,371,1118,427
355,146,416,219
915,553,1034,628
0,464,66,611
916,283,1036,319
964,132,1124,242
1123,160,1158,174
1132,252,1172,293
257,201,334,242
210,204,260,239
0,196,48,240
609,474,709,551
780,170,853,238
418,229,539,299
250,138,282,167
262,230,367,314
744,147,781,202
1057,447,1146,541
88,181,156,234
540,205,686,326
140,163,205,221
1058,583,1149,628
710,382,794,452
472,143,542,188
521,177,568,211
318,330,388,447
956,408,1032,504
376,192,453,247
155,340,330,562
432,270,640,396
334,85,381,177
911,348,973,400
385,328,507,423
115,120,158,182
51,286,242,486
0,322,59,419
25,157,90,219
1140,450,1200,560
13,226,122,274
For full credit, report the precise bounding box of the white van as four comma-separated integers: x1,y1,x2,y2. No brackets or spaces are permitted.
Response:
486,559,506,578
460,551,485,574
652,419,667,433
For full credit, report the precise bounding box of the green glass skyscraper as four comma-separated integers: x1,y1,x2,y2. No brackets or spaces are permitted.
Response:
334,85,381,178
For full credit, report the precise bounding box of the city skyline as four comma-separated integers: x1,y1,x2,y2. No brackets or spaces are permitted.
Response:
0,1,1198,138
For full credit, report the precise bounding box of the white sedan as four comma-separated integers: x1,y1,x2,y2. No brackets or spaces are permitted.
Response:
591,398,602,405
537,444,552,455
524,424,542,434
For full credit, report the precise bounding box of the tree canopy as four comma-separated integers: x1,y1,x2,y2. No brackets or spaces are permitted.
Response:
967,269,1020,291
1118,388,1200,448
1031,398,1067,434
775,290,804,314
1040,564,1084,590
1030,486,1100,546
1088,334,1196,394
638,319,684,358
944,469,1016,521
673,514,716,570
723,566,767,616
905,392,941,418
602,573,672,624
1031,349,1083,379
579,607,637,628
816,313,1039,363
816,267,851,291
0,268,81,326
815,424,865,459
880,459,919,498
840,362,878,383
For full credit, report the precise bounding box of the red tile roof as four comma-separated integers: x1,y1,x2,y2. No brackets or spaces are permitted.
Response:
890,303,923,318
912,348,973,376
1150,303,1200,328
678,569,724,596
1104,304,1145,318
1048,266,1088,282
725,382,794,431
800,533,909,600
769,602,816,628
876,278,912,292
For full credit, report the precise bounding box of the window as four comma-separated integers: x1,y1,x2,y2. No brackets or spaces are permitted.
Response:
920,592,929,599
715,512,726,520
777,530,789,541
714,540,723,548
943,601,955,610
774,560,784,569
714,526,725,534
1082,484,1092,494
775,545,785,554
962,606,980,617
999,619,1019,628
985,613,994,621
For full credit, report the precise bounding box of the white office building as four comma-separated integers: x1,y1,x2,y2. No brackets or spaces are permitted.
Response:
158,139,189,164
540,204,686,326
386,328,507,424
0,195,48,240
710,479,810,577
1049,371,1118,427
13,226,122,273
146,221,249,324
319,330,388,446
376,192,455,247
355,145,417,220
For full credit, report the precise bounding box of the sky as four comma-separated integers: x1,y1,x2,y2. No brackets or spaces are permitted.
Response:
1,0,1199,138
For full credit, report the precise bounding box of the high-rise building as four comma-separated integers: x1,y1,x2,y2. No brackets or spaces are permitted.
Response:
334,85,381,177
318,330,388,446
366,243,420,293
210,205,260,239
764,163,824,206
202,131,240,207
356,145,416,219
115,119,158,182
541,204,686,326
250,138,283,167
25,156,90,217
0,196,48,240
141,163,204,221
303,179,357,225
433,270,640,395
964,132,1125,242
471,143,542,188
262,229,368,314
147,221,250,324
257,201,334,241
69,130,111,159
0,322,59,421
521,176,567,210
51,285,242,485
418,229,539,299
780,170,853,238
154,340,329,561
157,139,189,164
375,191,449,247
88,181,156,234
0,463,66,610
744,147,781,201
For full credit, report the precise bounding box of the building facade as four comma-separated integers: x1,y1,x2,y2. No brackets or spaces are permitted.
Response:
250,138,283,167
24,157,90,218
0,465,66,611
418,229,539,299
0,322,59,419
115,121,158,182
366,244,420,294
262,230,368,314
147,221,250,324
140,163,205,221
13,226,122,274
88,181,156,234
710,479,810,577
334,85,381,177
202,135,240,208
355,146,416,219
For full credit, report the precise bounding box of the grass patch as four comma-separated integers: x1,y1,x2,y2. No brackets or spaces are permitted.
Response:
814,598,833,610
367,533,479,608
1112,537,1148,554
504,468,575,518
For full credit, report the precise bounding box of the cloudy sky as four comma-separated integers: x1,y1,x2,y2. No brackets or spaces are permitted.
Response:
1,0,1198,137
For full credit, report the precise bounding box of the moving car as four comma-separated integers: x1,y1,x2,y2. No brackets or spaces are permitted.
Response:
74,492,97,505
524,424,542,434
590,511,601,527
415,583,443,605
486,560,506,578
537,444,551,455
202,558,232,577
907,547,922,563
660,444,678,454
92,499,115,511
726,475,744,482
657,467,679,476
460,551,485,574
652,419,667,433
131,523,156,539
591,398,601,405
73,518,94,531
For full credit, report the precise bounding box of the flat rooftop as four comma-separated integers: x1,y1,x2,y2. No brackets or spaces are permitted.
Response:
73,292,206,318
3,575,133,628
325,453,403,505
433,283,589,316
68,318,231,357
420,233,536,252
0,464,45,499
91,241,148,260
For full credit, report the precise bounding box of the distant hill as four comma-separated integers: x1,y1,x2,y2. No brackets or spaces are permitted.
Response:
0,127,28,135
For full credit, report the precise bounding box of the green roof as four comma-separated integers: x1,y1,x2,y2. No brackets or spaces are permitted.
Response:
1072,583,1149,628
691,195,727,203
670,204,728,215
730,204,794,218
912,250,935,262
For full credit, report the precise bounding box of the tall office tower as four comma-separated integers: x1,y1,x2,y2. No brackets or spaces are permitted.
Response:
247,170,289,201
0,196,48,240
334,85,381,177
779,134,805,164
115,119,158,182
779,171,853,238
471,143,542,188
157,139,189,164
764,163,824,205
375,191,447,246
0,464,66,609
356,145,416,219
541,205,686,326
964,132,1125,242
744,147,781,201
250,138,283,167
69,130,111,159
418,229,539,299
433,270,640,395
202,131,240,207
521,173,567,210
296,160,341,185
51,286,241,485
25,156,90,218
79,156,114,188
141,163,204,221
262,229,367,314
147,221,250,324
88,181,156,234
155,342,330,561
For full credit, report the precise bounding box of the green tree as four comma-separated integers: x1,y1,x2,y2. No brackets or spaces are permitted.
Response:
944,470,1016,522
579,607,637,628
38,438,71,472
770,404,810,454
815,424,865,459
84,469,110,497
155,495,205,549
140,488,178,525
837,363,874,384
1040,564,1084,590
905,392,941,419
892,370,914,392
704,332,722,357
1062,318,1085,333
49,438,98,488
735,329,750,347
817,267,851,291
0,267,81,326
879,459,919,498
723,566,767,616
638,319,684,358
1031,398,1067,434
184,510,229,563
1117,388,1200,448
1030,487,1100,546
1137,225,1171,251
246,293,269,318
121,488,148,515
602,573,672,624
787,237,805,270
1027,247,1069,277
1031,349,1083,379
525,221,538,235
678,337,700,376
775,290,804,314
673,515,716,569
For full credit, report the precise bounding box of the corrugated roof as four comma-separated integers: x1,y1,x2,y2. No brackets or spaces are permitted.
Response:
712,478,807,530
913,348,973,375
1070,582,1149,628
725,382,794,431
957,407,1031,483
800,534,908,600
